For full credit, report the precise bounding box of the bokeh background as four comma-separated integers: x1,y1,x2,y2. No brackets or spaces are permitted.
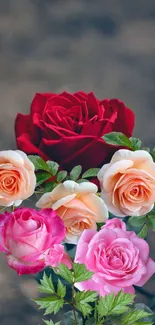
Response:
0,1,155,324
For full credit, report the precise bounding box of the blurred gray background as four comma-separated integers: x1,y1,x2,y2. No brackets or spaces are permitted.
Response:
0,0,155,324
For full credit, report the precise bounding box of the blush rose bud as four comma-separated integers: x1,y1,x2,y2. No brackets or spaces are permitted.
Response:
98,149,155,217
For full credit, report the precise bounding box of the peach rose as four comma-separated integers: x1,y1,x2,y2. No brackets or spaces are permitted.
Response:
0,150,36,207
98,149,155,217
36,180,108,243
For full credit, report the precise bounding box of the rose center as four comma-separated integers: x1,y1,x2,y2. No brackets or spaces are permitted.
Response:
67,219,93,235
0,169,20,194
106,247,125,268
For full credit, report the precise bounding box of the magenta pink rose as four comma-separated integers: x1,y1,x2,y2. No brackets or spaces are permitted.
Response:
0,208,66,274
75,219,155,295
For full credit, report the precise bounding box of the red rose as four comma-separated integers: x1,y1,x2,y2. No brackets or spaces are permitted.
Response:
15,92,135,171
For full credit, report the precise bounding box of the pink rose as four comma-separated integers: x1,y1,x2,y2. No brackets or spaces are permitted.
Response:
103,218,126,231
0,208,66,274
98,149,155,217
75,219,155,296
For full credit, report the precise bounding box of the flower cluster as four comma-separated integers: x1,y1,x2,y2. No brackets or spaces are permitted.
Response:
0,91,155,324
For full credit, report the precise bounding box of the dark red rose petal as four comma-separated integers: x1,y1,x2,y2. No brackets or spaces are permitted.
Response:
101,99,134,137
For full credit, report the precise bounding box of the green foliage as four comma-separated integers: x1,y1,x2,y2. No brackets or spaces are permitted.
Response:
28,155,49,171
97,222,105,231
77,179,90,183
35,267,154,325
148,211,155,230
64,311,83,325
82,168,100,178
103,132,133,149
56,171,68,183
137,224,148,239
47,161,59,176
57,279,66,298
97,291,135,317
75,290,97,304
35,296,64,315
85,318,95,325
148,214,155,230
39,273,55,294
43,182,57,193
128,215,146,227
56,264,73,284
122,309,152,325
28,155,60,176
70,165,82,181
73,263,94,282
36,273,65,316
36,172,51,186
75,291,95,317
133,320,154,325
129,137,142,150
43,319,61,325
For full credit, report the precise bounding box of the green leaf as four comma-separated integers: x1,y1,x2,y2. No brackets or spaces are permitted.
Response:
134,303,154,323
103,132,133,148
47,161,59,176
97,222,105,231
73,263,94,282
75,291,98,304
28,155,49,171
43,320,61,325
148,214,155,230
97,293,115,317
113,290,135,308
134,321,154,325
75,301,92,317
122,310,152,325
128,216,146,227
39,273,55,294
97,291,135,317
35,296,64,315
129,137,142,150
56,264,73,284
110,291,135,315
70,165,82,181
36,172,51,186
82,168,100,178
137,224,147,239
75,291,97,317
85,318,96,325
77,179,90,183
43,182,57,193
57,279,66,298
64,311,83,325
56,171,68,183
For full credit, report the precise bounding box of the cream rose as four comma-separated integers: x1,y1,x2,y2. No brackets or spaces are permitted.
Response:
98,149,155,217
36,180,108,243
0,150,36,207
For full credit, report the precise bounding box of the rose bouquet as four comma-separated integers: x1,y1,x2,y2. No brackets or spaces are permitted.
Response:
0,91,155,325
